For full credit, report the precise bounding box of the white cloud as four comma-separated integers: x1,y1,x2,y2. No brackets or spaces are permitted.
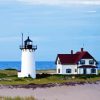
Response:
0,0,100,6
17,0,100,6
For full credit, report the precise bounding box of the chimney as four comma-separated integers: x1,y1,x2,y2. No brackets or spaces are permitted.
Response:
81,48,84,52
71,50,73,54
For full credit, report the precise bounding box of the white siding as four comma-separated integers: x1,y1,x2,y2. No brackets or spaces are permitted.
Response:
62,65,77,74
56,58,62,74
78,68,83,74
78,59,98,75
56,58,98,75
78,68,98,75
57,64,62,74
96,69,98,75
57,64,77,74
78,59,96,66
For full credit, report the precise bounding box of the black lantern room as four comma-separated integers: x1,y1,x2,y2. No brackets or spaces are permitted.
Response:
24,36,33,49
20,35,37,51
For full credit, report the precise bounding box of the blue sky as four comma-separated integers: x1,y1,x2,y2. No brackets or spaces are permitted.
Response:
0,0,100,61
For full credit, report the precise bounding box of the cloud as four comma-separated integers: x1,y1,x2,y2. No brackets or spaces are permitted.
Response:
17,0,100,6
0,0,100,6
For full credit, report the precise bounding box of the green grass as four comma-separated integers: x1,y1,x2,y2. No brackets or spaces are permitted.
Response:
0,96,35,100
98,70,100,74
0,69,99,85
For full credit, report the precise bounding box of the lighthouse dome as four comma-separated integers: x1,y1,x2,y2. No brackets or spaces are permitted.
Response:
25,36,32,43
24,36,33,49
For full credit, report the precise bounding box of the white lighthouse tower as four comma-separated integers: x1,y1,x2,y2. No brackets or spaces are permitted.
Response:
18,34,37,78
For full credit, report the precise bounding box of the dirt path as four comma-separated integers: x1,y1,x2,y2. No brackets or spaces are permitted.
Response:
0,83,100,100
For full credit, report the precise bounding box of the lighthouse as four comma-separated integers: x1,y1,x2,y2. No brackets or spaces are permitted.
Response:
18,34,37,78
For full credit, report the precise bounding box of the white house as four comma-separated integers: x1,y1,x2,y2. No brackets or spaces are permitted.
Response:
55,48,98,75
18,35,37,78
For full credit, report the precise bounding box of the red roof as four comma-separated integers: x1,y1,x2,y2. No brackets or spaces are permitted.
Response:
56,50,97,65
56,54,79,64
76,51,95,59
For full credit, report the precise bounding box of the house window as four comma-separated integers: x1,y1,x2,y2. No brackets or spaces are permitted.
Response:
80,60,85,65
89,60,94,64
58,60,61,64
58,69,60,73
66,69,71,73
91,68,96,73
75,69,77,72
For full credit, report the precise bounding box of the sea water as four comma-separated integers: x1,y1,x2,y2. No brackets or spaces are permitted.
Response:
0,61,99,70
0,61,56,70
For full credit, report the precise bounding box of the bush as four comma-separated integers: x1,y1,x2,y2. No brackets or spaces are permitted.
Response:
36,73,51,79
5,68,17,71
0,73,7,78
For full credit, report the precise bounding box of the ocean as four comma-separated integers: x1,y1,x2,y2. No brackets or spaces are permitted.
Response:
0,61,56,70
0,61,99,71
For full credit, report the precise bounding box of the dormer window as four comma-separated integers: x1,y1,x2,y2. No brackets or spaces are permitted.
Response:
58,59,61,64
80,60,85,65
89,60,94,64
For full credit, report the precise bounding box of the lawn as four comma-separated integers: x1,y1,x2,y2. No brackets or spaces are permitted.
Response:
0,69,99,85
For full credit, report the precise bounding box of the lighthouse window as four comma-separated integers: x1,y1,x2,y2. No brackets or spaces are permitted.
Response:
27,42,32,45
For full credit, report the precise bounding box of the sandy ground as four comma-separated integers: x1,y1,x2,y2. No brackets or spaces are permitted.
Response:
0,83,100,100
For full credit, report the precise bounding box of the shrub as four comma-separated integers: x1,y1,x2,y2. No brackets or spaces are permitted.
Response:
36,73,51,79
0,73,7,78
5,68,17,71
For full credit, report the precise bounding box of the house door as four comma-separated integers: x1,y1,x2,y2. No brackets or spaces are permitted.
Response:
83,68,86,74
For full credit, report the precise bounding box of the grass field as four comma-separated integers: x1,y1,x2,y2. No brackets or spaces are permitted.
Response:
0,69,99,85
